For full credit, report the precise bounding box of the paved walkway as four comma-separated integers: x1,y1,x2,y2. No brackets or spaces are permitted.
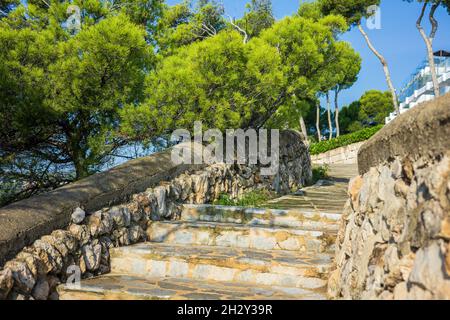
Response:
58,164,356,300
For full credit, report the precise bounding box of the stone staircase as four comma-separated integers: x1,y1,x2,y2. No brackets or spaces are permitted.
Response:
57,164,357,300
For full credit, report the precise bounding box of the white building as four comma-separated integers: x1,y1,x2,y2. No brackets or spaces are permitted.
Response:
386,50,450,124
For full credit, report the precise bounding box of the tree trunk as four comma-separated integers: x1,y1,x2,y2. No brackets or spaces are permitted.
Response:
316,102,321,141
67,118,91,180
335,89,340,137
74,162,89,179
326,92,333,140
358,24,400,115
299,116,309,145
416,2,441,98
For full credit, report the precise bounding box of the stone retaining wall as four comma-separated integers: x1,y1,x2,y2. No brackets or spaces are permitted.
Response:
311,142,364,165
328,94,450,300
0,130,311,300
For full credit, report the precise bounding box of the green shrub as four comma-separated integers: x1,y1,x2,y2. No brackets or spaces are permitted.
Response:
310,125,383,156
311,165,329,184
213,193,236,206
214,189,274,207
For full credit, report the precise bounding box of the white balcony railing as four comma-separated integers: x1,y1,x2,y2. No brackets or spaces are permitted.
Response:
387,63,450,124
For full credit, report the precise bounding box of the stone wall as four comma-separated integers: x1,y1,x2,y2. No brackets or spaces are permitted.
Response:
0,130,311,300
328,94,450,300
0,147,205,267
311,142,364,165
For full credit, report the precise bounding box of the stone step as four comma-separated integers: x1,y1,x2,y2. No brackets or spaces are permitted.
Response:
265,203,345,214
267,199,347,208
146,221,336,253
110,243,330,289
181,205,341,232
298,187,348,195
301,184,348,191
57,274,327,300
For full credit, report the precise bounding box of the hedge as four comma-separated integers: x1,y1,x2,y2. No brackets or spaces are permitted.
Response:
310,125,383,156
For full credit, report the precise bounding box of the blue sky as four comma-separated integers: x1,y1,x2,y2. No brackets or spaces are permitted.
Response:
167,0,450,107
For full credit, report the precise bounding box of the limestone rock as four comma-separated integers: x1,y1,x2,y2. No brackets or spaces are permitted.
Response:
87,211,112,237
326,269,340,299
440,217,450,240
348,176,363,205
394,179,409,197
40,235,70,263
128,201,144,223
402,158,414,183
121,207,131,227
109,207,127,228
0,268,14,299
154,186,168,217
409,241,450,299
71,207,85,224
421,207,442,238
133,194,151,219
68,224,90,246
32,239,64,273
15,250,45,278
51,230,78,253
112,227,131,247
4,260,36,294
391,159,403,179
99,238,112,274
176,174,192,201
393,282,408,300
31,277,50,300
81,243,102,272
385,252,415,289
128,225,145,244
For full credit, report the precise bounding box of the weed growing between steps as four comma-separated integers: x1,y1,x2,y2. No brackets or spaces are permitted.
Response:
311,165,330,185
213,189,276,208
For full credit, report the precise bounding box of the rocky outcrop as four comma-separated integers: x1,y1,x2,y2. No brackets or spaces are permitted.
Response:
0,130,311,300
328,94,450,300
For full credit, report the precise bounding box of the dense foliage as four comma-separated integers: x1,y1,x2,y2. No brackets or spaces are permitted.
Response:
310,125,383,155
0,1,159,205
358,90,394,125
122,13,349,138
0,0,367,206
155,0,226,55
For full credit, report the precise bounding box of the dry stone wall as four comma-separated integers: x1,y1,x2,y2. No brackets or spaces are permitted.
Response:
328,94,450,300
311,142,364,165
0,130,311,300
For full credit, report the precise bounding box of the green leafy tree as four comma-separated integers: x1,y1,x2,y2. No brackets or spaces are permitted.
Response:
298,1,323,20
121,30,285,136
298,4,355,140
155,0,226,55
0,2,155,205
265,14,347,141
232,0,275,40
358,90,394,125
332,41,361,137
319,0,400,115
122,14,348,141
339,100,361,134
406,0,450,98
